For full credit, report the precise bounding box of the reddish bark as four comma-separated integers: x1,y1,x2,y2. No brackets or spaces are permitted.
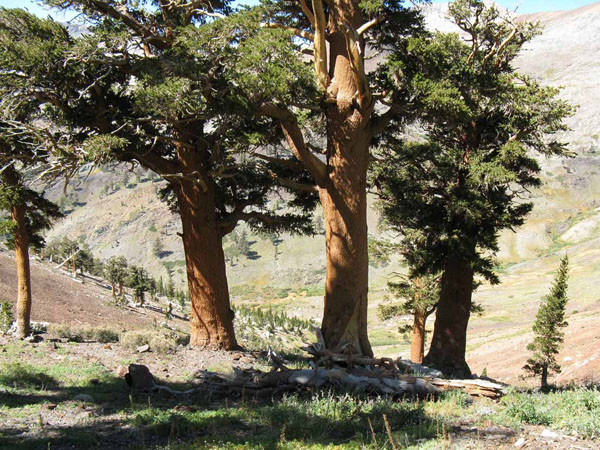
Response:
410,309,427,364
12,204,32,338
173,139,238,350
317,1,374,356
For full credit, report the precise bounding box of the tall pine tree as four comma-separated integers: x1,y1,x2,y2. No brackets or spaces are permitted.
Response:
0,9,65,337
372,0,573,376
2,4,318,349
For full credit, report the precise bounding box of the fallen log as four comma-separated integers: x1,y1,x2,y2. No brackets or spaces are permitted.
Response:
425,378,508,400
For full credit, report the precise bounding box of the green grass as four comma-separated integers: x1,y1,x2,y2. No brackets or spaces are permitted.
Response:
1,336,600,449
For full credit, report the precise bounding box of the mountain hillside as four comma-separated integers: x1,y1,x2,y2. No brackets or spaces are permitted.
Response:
31,2,600,383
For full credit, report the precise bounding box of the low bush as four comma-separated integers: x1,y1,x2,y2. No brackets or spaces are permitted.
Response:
499,386,600,438
120,329,185,353
48,323,119,343
0,300,14,334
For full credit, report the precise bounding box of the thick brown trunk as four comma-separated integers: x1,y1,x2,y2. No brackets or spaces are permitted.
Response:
423,257,473,378
177,181,238,350
318,2,373,357
111,283,116,296
117,283,123,296
410,309,427,364
12,204,32,339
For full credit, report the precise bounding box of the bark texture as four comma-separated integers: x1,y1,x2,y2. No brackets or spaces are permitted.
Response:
410,309,427,364
423,258,473,378
12,204,32,339
318,0,374,357
175,145,238,350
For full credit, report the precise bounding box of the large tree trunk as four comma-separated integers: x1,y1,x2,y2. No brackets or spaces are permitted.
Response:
177,180,238,350
12,204,32,339
410,309,427,364
423,257,474,378
319,2,373,356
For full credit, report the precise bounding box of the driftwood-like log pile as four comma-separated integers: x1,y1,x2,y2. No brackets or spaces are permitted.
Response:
120,328,507,401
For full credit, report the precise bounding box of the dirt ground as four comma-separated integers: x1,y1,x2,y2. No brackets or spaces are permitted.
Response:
0,251,185,332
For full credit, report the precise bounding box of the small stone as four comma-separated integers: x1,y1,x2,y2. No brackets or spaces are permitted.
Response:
541,429,559,439
73,393,96,403
136,344,150,353
514,437,526,448
43,403,58,410
104,344,112,350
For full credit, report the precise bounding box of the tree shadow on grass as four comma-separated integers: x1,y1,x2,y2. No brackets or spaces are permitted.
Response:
1,382,442,450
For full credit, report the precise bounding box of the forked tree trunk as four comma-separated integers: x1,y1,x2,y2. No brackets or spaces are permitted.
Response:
177,179,238,350
319,4,373,356
423,257,474,378
12,204,32,339
117,283,123,296
410,309,427,364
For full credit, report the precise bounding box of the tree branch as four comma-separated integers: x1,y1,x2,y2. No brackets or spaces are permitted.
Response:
341,22,372,109
262,23,315,41
300,0,315,27
357,15,383,35
253,152,304,171
258,103,327,185
311,0,329,90
80,0,169,49
267,170,318,192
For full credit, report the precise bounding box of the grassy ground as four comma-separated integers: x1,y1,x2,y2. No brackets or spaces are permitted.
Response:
1,337,599,450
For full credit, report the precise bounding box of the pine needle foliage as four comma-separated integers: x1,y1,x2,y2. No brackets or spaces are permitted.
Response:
523,255,570,389
378,274,440,334
372,0,574,282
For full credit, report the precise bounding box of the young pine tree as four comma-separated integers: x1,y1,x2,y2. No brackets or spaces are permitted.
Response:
378,274,441,364
524,255,570,389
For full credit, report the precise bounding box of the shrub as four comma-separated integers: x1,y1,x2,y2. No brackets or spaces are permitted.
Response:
120,330,184,353
0,301,14,334
48,324,119,343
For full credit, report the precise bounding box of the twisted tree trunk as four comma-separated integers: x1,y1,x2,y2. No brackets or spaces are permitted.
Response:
423,257,473,378
318,2,373,356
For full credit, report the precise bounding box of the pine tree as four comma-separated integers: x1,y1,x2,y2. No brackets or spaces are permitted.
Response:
230,0,426,356
0,10,65,337
524,255,570,389
152,238,163,259
379,274,440,363
372,0,573,376
237,230,250,258
127,265,151,306
3,4,318,350
104,256,128,297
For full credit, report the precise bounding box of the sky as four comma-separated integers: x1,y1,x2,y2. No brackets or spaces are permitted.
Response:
0,0,597,19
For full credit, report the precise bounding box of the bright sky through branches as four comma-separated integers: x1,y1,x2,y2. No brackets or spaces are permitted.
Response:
0,0,597,19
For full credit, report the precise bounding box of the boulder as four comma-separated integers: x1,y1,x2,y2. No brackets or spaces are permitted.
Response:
124,364,155,390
